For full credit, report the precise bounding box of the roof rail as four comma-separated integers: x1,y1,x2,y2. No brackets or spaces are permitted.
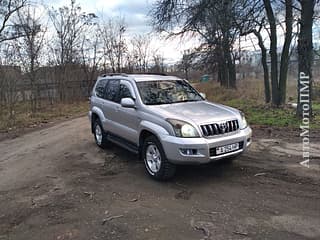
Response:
101,73,128,77
131,72,167,76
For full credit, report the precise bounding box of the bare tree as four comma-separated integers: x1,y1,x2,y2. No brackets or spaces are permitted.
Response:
253,26,271,103
49,0,97,65
278,0,293,104
0,0,27,43
14,6,47,113
99,19,116,73
117,24,126,72
80,26,103,95
99,16,127,73
178,49,194,80
263,0,294,106
239,0,295,105
49,0,97,101
123,50,135,73
151,0,258,88
151,50,165,73
240,10,271,103
130,34,151,72
0,42,21,123
263,0,280,105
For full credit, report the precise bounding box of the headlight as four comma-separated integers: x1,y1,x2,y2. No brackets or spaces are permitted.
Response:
240,111,248,129
167,119,199,138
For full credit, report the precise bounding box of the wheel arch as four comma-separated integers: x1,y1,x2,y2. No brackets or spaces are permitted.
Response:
138,120,170,149
139,130,155,149
91,112,99,133
91,107,105,133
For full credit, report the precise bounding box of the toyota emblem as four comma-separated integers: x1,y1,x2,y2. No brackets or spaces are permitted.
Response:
219,122,227,133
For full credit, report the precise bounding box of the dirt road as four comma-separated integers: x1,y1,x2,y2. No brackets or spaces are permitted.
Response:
0,117,319,240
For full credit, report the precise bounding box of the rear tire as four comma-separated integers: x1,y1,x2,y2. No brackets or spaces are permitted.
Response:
93,119,108,149
142,135,176,180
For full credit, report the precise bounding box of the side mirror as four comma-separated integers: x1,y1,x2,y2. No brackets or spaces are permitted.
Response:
121,97,135,108
200,92,206,99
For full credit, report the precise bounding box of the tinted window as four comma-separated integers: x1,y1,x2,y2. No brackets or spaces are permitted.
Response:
105,79,120,102
95,79,108,98
119,84,133,100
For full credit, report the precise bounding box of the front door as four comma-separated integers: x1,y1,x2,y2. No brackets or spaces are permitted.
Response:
112,80,140,144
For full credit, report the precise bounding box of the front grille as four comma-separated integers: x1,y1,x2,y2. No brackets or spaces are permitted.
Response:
200,119,239,137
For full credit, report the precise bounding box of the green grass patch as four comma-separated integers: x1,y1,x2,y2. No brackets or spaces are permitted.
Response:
225,99,320,129
225,100,300,128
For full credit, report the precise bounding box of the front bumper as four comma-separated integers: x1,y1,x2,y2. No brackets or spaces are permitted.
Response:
160,126,252,164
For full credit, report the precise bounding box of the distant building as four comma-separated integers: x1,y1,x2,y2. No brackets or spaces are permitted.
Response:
239,50,261,66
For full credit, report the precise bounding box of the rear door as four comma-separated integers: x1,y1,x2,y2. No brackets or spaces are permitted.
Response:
100,79,120,133
92,78,108,118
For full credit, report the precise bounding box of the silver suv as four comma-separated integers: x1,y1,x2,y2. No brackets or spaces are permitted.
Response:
89,73,252,180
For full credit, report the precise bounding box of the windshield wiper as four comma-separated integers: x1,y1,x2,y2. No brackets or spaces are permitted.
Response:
146,102,172,105
173,99,200,103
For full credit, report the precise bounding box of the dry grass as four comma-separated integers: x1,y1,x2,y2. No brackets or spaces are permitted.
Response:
1,78,319,132
0,100,89,132
195,79,264,103
194,79,320,128
195,77,299,103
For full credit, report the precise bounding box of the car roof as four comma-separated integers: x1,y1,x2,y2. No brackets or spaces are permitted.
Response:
98,73,181,82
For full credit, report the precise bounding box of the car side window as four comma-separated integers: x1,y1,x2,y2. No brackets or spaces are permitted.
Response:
95,79,108,98
119,84,133,100
105,79,120,102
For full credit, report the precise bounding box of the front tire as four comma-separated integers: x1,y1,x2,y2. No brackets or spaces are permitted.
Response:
142,135,176,180
93,119,108,149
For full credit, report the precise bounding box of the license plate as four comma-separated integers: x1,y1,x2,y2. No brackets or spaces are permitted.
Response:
216,143,240,155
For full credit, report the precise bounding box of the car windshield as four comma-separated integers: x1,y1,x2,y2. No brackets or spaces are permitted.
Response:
136,80,203,105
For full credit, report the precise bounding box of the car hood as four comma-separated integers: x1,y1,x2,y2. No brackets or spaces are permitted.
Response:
148,101,240,125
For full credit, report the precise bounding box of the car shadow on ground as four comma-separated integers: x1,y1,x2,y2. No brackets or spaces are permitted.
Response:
102,141,240,184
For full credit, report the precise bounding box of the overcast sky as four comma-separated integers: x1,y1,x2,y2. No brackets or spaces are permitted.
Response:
43,0,197,63
79,0,153,33
42,0,320,64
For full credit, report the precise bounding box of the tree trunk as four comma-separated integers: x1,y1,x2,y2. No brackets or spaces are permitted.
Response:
222,36,236,89
218,62,222,84
263,0,279,106
184,67,189,80
254,30,271,103
297,0,315,117
218,44,228,87
279,0,293,105
227,54,236,88
219,60,228,88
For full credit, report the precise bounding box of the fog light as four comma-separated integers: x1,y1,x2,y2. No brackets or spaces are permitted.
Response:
247,138,251,142
180,148,198,155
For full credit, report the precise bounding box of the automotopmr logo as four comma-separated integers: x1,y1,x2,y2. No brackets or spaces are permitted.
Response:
299,72,310,168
